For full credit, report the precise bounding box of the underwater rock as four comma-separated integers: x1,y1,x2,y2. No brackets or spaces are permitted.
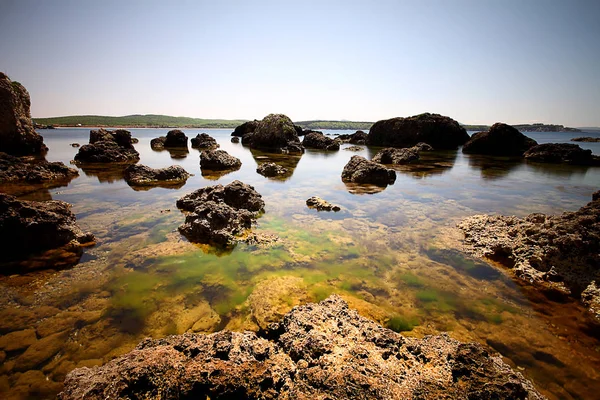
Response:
459,192,600,321
0,152,78,184
200,149,242,171
306,196,341,212
372,147,420,164
524,143,600,165
248,276,308,330
463,123,538,156
341,155,396,185
302,131,340,151
256,162,288,177
243,114,304,153
190,133,219,149
337,130,368,145
368,113,469,149
231,119,259,137
60,295,544,400
123,164,190,187
74,129,139,163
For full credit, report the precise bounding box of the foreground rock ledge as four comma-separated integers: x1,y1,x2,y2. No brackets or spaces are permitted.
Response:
59,295,543,400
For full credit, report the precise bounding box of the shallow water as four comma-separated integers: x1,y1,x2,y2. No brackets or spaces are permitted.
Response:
1,128,599,399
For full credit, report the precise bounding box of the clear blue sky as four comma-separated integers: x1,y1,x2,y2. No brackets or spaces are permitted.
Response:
1,0,599,126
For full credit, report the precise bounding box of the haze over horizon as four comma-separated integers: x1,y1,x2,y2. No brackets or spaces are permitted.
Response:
1,0,599,126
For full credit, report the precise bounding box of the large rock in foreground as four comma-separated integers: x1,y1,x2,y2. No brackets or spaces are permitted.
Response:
342,155,396,185
368,113,469,149
0,73,47,155
59,295,543,400
200,149,242,171
463,123,538,156
244,114,304,153
0,152,78,184
302,131,340,151
524,143,600,165
74,129,139,163
190,133,219,149
124,164,190,187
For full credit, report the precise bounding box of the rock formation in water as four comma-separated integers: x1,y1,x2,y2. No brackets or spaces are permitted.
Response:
242,114,304,153
302,131,340,151
571,137,600,143
190,133,219,149
0,152,78,184
459,192,600,322
306,196,340,211
372,146,420,164
151,130,189,150
257,162,288,178
0,73,47,155
231,136,240,143
462,123,538,156
342,155,396,185
59,295,544,400
367,113,469,149
523,143,600,165
200,149,242,171
74,129,139,163
337,130,368,145
231,119,259,137
124,164,191,187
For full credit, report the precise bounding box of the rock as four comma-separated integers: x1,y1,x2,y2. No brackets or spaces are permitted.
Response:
200,149,242,171
177,180,264,213
372,147,420,164
123,164,190,187
524,143,600,165
59,295,544,400
74,129,139,163
571,137,600,142
14,331,68,372
257,162,288,177
150,130,188,149
0,328,37,352
302,131,340,150
131,138,139,143
459,192,600,321
463,123,538,156
306,196,341,212
341,155,396,185
231,136,240,143
414,142,434,151
368,113,469,149
190,133,219,149
231,119,259,137
594,190,600,201
150,137,166,149
244,114,304,153
0,193,95,264
0,73,47,155
337,130,368,145
0,152,78,184
344,145,364,151
70,143,80,147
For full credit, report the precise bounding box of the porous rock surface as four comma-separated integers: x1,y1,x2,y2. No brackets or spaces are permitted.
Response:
342,155,396,185
200,149,242,171
302,131,340,151
124,164,191,186
337,130,368,145
459,192,600,321
151,130,188,149
257,162,288,177
59,295,544,400
243,114,304,153
306,196,341,212
191,133,219,149
463,123,538,156
523,143,600,165
231,119,259,137
0,152,78,184
372,147,420,164
74,129,139,163
367,113,469,149
0,73,47,155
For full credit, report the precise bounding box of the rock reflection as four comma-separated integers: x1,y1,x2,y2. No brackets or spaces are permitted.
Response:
465,154,523,180
249,148,302,181
343,181,388,195
151,147,189,160
389,150,458,179
525,161,593,178
78,163,127,183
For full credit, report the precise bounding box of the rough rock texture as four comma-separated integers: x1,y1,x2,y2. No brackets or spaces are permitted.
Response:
231,136,240,143
177,180,264,213
244,114,304,153
0,73,47,155
338,130,368,145
151,130,188,149
524,143,600,165
0,152,78,184
74,129,139,163
571,137,600,143
306,196,340,212
59,296,544,400
124,164,191,186
191,133,219,149
0,193,94,264
372,147,420,164
257,162,288,178
302,131,340,151
200,149,242,171
459,193,600,321
463,123,538,156
344,145,364,152
231,120,259,137
341,155,396,185
368,113,469,149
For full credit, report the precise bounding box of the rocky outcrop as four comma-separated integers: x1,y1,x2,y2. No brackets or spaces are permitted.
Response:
243,114,304,153
231,120,259,137
191,133,219,149
177,180,264,213
459,192,600,321
124,164,191,187
257,162,288,177
74,129,139,163
60,295,544,400
306,196,340,211
463,123,538,156
0,194,94,265
0,73,47,155
231,136,240,143
344,145,364,151
524,143,600,165
342,156,396,185
302,131,340,151
372,147,419,164
200,149,242,171
0,152,78,184
367,113,469,149
337,130,368,145
150,130,188,149
571,137,600,143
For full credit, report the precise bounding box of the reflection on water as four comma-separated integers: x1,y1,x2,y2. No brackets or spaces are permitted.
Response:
151,147,190,160
78,163,127,183
249,147,302,181
0,128,599,399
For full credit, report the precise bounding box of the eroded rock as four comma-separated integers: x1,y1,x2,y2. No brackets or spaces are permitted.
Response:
150,130,188,150
524,143,600,165
302,131,340,151
257,162,288,178
191,133,219,149
372,147,420,164
463,123,538,156
124,164,190,187
200,149,242,171
306,196,341,212
341,155,396,185
337,130,368,145
231,120,259,137
243,114,304,153
74,129,139,163
0,152,78,184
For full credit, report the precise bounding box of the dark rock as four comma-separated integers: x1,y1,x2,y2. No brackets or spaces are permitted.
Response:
372,147,420,164
0,152,78,184
231,120,259,137
231,137,240,144
593,190,600,201
414,142,434,151
131,137,139,144
306,196,340,212
571,137,600,143
344,145,364,152
177,180,264,213
200,149,242,171
150,136,166,150
74,129,139,163
463,123,538,156
124,164,190,186
0,73,47,155
341,156,396,185
302,131,340,151
244,114,304,153
59,295,544,400
257,162,288,177
337,130,368,145
191,133,219,149
524,143,600,165
367,113,469,149
70,143,80,148
164,130,188,147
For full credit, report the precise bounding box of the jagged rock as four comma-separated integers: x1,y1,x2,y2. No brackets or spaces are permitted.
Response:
0,73,47,155
524,143,600,165
244,114,304,153
190,133,219,149
231,137,240,143
414,142,434,151
337,130,368,145
341,155,396,185
257,162,288,177
231,120,259,137
306,196,340,211
302,131,340,151
74,129,139,163
372,147,420,164
368,113,469,149
200,149,242,171
59,296,544,400
151,130,188,149
459,192,600,321
0,194,94,264
177,180,264,212
124,164,190,186
463,123,538,156
571,137,600,143
0,152,78,184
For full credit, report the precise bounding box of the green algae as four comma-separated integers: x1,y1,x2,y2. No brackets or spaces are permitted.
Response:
386,315,419,332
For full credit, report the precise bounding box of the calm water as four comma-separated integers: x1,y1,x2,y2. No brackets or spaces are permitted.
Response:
1,128,599,399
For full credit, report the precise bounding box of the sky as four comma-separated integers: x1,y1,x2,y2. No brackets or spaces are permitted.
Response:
1,0,599,126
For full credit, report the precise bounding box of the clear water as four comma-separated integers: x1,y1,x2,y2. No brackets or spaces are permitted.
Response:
1,128,599,399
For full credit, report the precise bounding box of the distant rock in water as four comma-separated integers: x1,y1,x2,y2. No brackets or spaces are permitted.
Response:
337,130,368,145
372,146,420,164
231,136,240,143
342,155,396,185
74,129,140,163
151,130,188,149
191,133,219,149
302,131,340,151
242,114,304,153
257,162,288,177
463,123,538,156
200,149,242,171
59,295,544,400
0,152,78,185
0,73,47,155
367,113,469,149
571,137,600,143
124,164,190,187
70,143,80,148
524,143,600,165
344,145,364,152
306,196,340,211
231,120,259,137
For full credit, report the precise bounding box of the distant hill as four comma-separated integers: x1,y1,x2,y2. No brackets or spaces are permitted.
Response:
33,114,248,129
294,120,373,130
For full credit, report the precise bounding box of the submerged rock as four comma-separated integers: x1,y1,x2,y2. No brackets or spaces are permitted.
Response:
524,143,600,165
0,73,47,155
151,130,188,149
302,131,340,151
306,196,341,212
74,129,139,163
243,114,304,153
200,149,242,171
463,123,538,156
257,162,288,177
368,113,469,149
231,119,259,137
124,164,190,187
0,152,78,184
341,155,396,185
60,295,543,400
372,147,420,164
337,130,368,145
190,133,219,149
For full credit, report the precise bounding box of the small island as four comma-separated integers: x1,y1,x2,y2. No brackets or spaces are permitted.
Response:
571,136,600,142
